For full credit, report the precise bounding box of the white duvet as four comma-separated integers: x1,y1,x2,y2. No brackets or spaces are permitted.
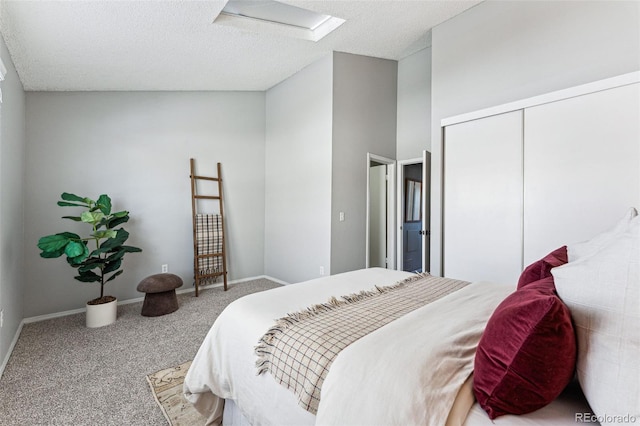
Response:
184,268,512,426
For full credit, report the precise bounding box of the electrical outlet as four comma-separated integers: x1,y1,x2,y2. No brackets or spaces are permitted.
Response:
319,266,325,276
162,264,168,273
0,309,3,328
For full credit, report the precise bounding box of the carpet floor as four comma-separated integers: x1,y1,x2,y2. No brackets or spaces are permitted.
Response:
0,279,280,426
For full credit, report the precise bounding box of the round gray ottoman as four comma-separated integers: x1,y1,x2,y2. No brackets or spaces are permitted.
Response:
137,273,183,317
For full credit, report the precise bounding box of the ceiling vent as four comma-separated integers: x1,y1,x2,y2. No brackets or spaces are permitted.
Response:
214,0,345,42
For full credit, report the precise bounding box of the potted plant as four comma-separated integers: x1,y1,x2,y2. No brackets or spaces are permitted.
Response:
37,192,142,327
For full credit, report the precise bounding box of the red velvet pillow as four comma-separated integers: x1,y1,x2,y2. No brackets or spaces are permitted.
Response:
517,246,568,289
473,277,576,419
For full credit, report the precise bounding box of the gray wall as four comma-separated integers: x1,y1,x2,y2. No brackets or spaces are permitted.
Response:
430,0,640,275
0,35,25,369
264,52,398,282
396,47,432,160
265,54,333,284
331,52,397,274
24,91,265,317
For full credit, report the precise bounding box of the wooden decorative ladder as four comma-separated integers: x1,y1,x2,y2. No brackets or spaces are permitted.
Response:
189,159,228,296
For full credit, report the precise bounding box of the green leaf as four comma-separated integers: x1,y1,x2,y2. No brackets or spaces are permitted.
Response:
74,270,101,283
59,232,82,239
38,233,73,253
64,241,86,258
61,192,89,203
57,201,88,208
100,228,130,250
106,249,125,262
61,215,83,222
96,216,108,228
68,244,90,265
81,211,104,224
68,255,89,266
78,258,106,272
40,248,66,258
106,214,129,229
105,270,123,283
97,194,112,216
121,245,142,253
93,230,117,240
103,258,122,274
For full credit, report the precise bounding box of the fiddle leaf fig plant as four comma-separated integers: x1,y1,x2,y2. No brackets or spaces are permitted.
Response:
37,192,142,303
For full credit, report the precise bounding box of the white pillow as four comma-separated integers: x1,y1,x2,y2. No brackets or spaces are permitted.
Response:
567,207,638,262
552,215,639,426
567,207,638,263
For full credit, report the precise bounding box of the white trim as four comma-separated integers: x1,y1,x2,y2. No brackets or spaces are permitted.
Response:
365,153,396,270
1,274,285,379
441,71,640,127
396,157,422,271
421,150,430,273
23,275,284,324
261,275,290,286
214,12,345,43
0,320,23,379
386,162,396,270
0,57,6,103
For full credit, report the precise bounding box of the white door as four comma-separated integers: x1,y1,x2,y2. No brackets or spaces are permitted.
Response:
523,83,640,264
366,153,396,269
443,110,524,285
369,164,387,268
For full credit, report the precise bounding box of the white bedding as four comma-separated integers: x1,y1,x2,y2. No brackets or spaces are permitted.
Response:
464,380,597,426
184,268,415,425
316,278,511,426
184,267,597,425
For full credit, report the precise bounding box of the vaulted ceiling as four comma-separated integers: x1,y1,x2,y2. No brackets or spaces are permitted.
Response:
0,0,481,91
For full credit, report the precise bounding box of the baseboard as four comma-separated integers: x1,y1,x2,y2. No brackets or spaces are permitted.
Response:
0,319,24,380
261,275,290,286
176,274,287,294
23,307,87,324
2,274,287,379
22,275,286,325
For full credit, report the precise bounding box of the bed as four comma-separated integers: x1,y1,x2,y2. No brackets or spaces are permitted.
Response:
184,209,639,426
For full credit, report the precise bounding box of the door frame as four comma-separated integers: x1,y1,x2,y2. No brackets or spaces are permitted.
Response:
422,150,431,273
365,153,396,269
396,151,430,272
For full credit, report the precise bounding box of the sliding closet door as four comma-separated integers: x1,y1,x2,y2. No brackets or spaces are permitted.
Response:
523,83,640,265
443,110,523,285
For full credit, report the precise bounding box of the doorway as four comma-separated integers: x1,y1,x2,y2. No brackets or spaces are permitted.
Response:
397,151,430,273
402,163,423,272
366,153,395,269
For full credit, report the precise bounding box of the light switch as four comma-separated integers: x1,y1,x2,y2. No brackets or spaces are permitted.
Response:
339,212,345,222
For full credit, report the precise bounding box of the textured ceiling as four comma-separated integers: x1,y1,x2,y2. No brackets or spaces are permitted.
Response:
0,0,481,91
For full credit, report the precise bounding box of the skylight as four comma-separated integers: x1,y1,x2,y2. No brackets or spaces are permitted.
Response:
214,0,345,42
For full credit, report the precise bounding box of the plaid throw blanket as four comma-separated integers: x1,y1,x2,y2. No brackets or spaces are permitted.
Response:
195,214,223,282
255,273,469,414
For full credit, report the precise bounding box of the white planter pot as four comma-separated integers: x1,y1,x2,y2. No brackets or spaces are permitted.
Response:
86,298,117,328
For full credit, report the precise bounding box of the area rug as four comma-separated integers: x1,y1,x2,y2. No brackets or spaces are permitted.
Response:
146,361,207,425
